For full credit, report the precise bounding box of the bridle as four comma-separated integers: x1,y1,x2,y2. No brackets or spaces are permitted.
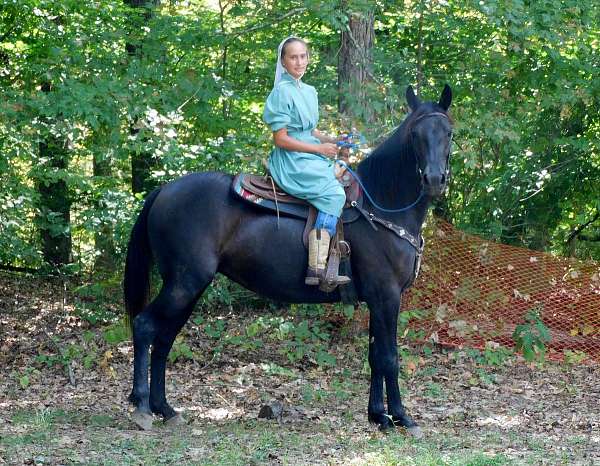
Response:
340,111,453,214
409,111,453,186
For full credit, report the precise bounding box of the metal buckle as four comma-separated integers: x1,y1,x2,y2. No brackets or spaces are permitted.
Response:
339,240,351,258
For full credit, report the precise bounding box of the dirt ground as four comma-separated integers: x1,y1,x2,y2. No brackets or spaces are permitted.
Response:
0,272,599,465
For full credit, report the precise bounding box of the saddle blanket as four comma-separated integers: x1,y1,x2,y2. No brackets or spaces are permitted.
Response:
231,173,362,222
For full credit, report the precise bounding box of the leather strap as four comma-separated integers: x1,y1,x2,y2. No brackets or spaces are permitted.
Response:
351,201,423,254
302,207,317,248
370,218,423,253
412,111,449,124
320,248,340,293
319,218,344,293
338,257,358,304
350,200,379,231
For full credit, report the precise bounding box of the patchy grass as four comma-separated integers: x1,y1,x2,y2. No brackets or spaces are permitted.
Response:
1,271,599,465
3,412,582,465
0,411,521,465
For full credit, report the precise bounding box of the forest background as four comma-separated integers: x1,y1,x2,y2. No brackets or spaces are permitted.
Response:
2,4,600,463
1,0,599,298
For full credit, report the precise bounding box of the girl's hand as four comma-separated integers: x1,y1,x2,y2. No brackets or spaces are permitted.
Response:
318,143,338,158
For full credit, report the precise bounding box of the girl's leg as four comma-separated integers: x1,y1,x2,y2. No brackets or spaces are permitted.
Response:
305,210,349,287
314,211,338,236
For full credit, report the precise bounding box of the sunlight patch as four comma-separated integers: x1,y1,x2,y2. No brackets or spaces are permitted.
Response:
187,406,243,420
476,414,522,428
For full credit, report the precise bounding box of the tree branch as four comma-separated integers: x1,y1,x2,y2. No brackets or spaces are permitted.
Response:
229,8,307,40
578,234,600,242
566,209,600,243
0,264,41,275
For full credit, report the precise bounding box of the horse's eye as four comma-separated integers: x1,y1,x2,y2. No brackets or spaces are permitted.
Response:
447,131,452,137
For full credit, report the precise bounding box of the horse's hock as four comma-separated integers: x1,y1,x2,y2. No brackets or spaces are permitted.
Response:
404,217,600,361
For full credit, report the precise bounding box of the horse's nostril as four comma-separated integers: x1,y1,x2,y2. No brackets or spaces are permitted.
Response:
423,174,429,185
441,174,446,185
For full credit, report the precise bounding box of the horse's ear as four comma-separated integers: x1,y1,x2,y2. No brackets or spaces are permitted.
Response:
406,85,420,112
438,84,452,110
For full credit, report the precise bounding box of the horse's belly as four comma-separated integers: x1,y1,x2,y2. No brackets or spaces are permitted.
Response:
218,216,339,303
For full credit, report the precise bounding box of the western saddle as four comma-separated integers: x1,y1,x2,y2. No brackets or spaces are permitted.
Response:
231,153,360,295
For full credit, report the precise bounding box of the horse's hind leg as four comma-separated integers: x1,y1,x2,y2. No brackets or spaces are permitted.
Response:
148,297,200,424
129,275,211,430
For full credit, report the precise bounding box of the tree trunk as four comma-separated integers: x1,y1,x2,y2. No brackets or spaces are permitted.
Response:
218,0,230,124
416,0,425,95
93,148,116,272
36,84,72,266
338,8,374,122
124,0,161,195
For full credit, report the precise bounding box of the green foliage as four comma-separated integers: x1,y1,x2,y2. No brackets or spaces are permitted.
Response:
102,322,130,346
14,367,40,390
198,275,264,311
423,381,444,399
35,341,92,373
302,373,357,403
563,349,588,365
272,316,336,366
260,363,296,378
189,305,338,369
203,319,227,340
74,280,122,325
168,339,195,364
398,308,426,341
1,1,599,328
466,345,514,366
512,307,552,362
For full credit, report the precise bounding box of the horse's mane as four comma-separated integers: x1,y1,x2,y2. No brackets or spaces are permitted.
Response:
357,103,450,208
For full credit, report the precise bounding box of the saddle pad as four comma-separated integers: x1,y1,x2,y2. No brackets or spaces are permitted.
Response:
240,174,307,205
232,174,310,219
231,174,362,223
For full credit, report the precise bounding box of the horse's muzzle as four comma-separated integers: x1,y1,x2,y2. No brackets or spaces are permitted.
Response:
422,170,447,196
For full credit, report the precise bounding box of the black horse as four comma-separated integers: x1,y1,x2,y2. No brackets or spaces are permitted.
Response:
124,85,453,435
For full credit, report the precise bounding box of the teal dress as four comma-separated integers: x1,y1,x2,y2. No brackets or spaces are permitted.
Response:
263,73,345,217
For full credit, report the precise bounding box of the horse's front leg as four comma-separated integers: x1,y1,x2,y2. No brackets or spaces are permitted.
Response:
366,290,420,435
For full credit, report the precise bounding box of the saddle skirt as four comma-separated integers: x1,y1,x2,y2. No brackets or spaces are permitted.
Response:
232,173,362,223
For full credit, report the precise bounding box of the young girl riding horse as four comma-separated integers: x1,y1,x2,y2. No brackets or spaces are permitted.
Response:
263,36,350,288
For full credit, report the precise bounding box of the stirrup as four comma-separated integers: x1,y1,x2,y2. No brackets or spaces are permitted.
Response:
305,268,322,286
319,249,351,292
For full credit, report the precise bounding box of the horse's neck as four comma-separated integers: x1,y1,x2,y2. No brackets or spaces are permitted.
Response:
376,191,430,238
359,142,430,236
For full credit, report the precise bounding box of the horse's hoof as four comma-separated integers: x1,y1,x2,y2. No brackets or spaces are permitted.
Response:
378,422,394,432
406,425,424,439
165,413,186,428
369,412,394,431
132,409,154,431
374,416,394,432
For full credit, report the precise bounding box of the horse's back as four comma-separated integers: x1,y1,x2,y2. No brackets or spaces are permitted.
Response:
157,171,233,202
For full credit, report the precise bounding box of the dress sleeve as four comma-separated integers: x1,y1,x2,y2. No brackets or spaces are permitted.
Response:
263,86,292,132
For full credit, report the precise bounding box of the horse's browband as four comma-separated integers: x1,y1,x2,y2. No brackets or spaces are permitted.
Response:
412,112,449,124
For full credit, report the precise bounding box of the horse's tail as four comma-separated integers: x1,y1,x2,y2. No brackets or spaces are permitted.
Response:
124,187,161,330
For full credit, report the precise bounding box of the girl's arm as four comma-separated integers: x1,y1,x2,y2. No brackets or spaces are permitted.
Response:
312,129,340,144
274,128,338,158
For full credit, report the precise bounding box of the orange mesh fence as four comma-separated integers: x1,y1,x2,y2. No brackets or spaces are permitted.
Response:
404,217,600,362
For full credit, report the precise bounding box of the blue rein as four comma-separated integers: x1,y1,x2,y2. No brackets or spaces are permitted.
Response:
336,160,425,213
